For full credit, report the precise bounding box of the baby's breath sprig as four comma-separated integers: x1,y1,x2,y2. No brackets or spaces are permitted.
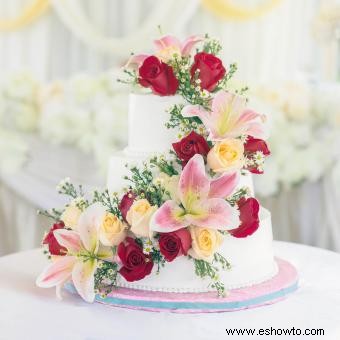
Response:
165,104,204,134
193,258,226,297
56,178,86,200
169,55,212,109
149,155,178,176
214,252,232,270
202,34,222,55
214,63,238,91
235,86,249,96
117,67,138,86
94,261,119,297
124,164,166,206
227,187,250,206
92,189,122,218
37,208,62,221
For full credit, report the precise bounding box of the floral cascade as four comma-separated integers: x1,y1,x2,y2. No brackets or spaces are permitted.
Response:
36,34,270,302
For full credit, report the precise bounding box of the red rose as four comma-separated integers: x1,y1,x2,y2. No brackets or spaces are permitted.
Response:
119,191,136,222
244,136,270,174
172,131,210,167
43,221,67,256
229,197,260,238
190,52,226,92
118,237,153,282
159,228,192,262
138,56,179,96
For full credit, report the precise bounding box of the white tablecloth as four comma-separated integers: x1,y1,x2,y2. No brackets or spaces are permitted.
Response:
0,241,339,340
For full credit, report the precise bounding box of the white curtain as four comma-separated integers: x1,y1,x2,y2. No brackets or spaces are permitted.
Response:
2,0,337,256
0,0,320,82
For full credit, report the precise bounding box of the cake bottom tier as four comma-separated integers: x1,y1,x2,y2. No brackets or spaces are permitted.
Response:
64,258,298,313
116,208,277,293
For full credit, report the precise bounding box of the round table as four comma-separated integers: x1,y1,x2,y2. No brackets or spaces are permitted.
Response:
1,242,340,340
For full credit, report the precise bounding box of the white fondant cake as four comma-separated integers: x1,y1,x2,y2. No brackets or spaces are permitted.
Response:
117,208,277,292
108,93,276,292
108,93,254,194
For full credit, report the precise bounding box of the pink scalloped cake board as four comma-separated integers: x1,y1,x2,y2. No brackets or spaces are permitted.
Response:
64,257,298,313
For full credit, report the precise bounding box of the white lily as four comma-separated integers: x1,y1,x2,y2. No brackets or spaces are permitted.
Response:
36,203,112,303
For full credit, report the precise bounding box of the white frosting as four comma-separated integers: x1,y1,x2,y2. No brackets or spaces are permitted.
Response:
107,93,275,292
127,93,181,153
117,208,277,292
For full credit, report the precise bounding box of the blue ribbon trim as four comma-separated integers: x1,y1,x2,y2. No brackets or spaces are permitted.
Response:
65,281,298,310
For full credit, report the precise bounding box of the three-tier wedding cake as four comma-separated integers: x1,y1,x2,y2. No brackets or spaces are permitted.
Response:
36,34,298,312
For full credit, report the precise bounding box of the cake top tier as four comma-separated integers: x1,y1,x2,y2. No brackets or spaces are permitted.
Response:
127,93,180,154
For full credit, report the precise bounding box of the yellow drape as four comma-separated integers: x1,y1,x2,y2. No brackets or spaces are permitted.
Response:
201,0,283,21
0,0,50,32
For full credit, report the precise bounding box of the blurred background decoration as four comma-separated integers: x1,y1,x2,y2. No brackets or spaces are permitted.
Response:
0,0,340,255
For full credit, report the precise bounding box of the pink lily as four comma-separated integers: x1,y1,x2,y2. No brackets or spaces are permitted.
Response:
36,203,112,303
150,154,240,233
126,35,203,67
182,91,268,141
154,35,203,62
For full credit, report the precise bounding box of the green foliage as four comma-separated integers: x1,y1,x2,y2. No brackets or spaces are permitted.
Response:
193,252,231,297
37,208,62,221
124,163,166,206
214,63,238,91
149,155,178,176
151,249,166,274
117,67,138,86
94,260,119,297
92,189,122,218
227,187,250,206
202,34,222,55
165,104,205,135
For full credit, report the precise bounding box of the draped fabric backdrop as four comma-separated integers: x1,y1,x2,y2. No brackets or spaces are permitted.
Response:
0,0,320,82
1,0,338,256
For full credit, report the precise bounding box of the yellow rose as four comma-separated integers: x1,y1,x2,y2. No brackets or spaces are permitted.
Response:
207,138,244,173
61,205,82,230
188,226,223,262
126,199,157,237
99,213,127,246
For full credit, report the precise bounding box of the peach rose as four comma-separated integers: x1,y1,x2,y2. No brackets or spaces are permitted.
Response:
126,199,157,237
99,213,127,246
188,226,223,262
61,204,82,230
207,138,244,173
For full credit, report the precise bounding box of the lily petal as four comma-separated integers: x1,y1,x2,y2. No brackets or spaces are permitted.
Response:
244,121,268,139
150,200,186,232
36,256,76,288
209,172,240,199
72,259,97,303
181,35,204,56
210,91,246,139
154,35,181,51
186,198,239,230
178,154,210,210
124,54,149,68
78,203,106,253
96,245,114,260
53,229,81,253
181,104,210,122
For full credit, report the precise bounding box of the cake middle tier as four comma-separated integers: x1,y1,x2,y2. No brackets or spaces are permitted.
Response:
107,148,254,195
127,93,181,153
